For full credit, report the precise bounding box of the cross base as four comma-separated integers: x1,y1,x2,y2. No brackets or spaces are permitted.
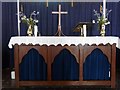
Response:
55,25,65,36
55,30,65,36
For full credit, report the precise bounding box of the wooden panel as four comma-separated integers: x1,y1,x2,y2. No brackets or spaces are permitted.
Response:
19,81,111,86
49,45,79,63
111,44,116,88
19,45,48,63
79,45,83,81
13,44,116,88
14,45,19,87
83,44,112,63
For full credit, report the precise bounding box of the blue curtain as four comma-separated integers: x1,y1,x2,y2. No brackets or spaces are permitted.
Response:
52,49,79,80
2,2,18,68
83,48,110,80
19,48,47,80
116,48,120,70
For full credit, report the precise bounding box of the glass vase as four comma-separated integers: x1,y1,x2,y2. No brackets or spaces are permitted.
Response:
27,25,33,36
100,24,105,36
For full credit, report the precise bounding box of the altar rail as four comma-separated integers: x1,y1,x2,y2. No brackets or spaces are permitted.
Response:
14,43,116,88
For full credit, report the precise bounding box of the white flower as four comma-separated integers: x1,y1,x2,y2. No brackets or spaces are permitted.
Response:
34,20,39,23
26,18,29,21
19,11,39,26
93,8,111,28
92,20,95,23
21,15,26,20
105,21,110,25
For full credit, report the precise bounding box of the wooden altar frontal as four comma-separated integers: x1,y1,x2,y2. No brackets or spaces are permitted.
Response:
8,36,118,88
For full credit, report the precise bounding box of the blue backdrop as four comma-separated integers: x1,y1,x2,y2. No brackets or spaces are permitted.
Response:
2,2,120,71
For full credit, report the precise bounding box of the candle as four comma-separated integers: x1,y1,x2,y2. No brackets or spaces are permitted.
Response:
83,25,87,37
103,0,106,30
34,25,38,37
103,0,106,19
17,0,20,36
71,0,73,7
46,0,48,7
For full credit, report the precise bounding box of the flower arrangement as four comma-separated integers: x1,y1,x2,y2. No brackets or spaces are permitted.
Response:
19,11,39,36
19,11,39,26
93,5,112,31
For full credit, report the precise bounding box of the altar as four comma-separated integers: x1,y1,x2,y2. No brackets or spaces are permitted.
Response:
8,36,120,48
8,36,120,88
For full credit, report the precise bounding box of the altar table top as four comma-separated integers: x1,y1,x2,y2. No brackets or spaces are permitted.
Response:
8,36,120,49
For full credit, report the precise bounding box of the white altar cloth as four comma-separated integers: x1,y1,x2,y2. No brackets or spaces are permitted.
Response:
8,36,120,49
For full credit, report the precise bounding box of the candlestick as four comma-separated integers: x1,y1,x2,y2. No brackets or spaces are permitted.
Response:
103,0,106,19
17,0,20,36
103,0,106,31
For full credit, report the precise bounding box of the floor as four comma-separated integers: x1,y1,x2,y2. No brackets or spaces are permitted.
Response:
2,68,120,90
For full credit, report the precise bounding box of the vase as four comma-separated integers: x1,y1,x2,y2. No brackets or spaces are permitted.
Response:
100,24,105,36
27,25,33,36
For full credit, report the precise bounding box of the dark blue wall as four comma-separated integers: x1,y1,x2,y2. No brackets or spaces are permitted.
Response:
2,2,120,68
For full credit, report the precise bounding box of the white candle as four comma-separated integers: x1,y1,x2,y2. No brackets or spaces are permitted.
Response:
103,0,106,19
71,0,73,7
46,0,48,7
17,0,20,36
34,25,38,37
83,25,87,37
11,71,15,79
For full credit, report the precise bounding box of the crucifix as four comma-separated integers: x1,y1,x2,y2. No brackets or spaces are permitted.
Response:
52,4,68,36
